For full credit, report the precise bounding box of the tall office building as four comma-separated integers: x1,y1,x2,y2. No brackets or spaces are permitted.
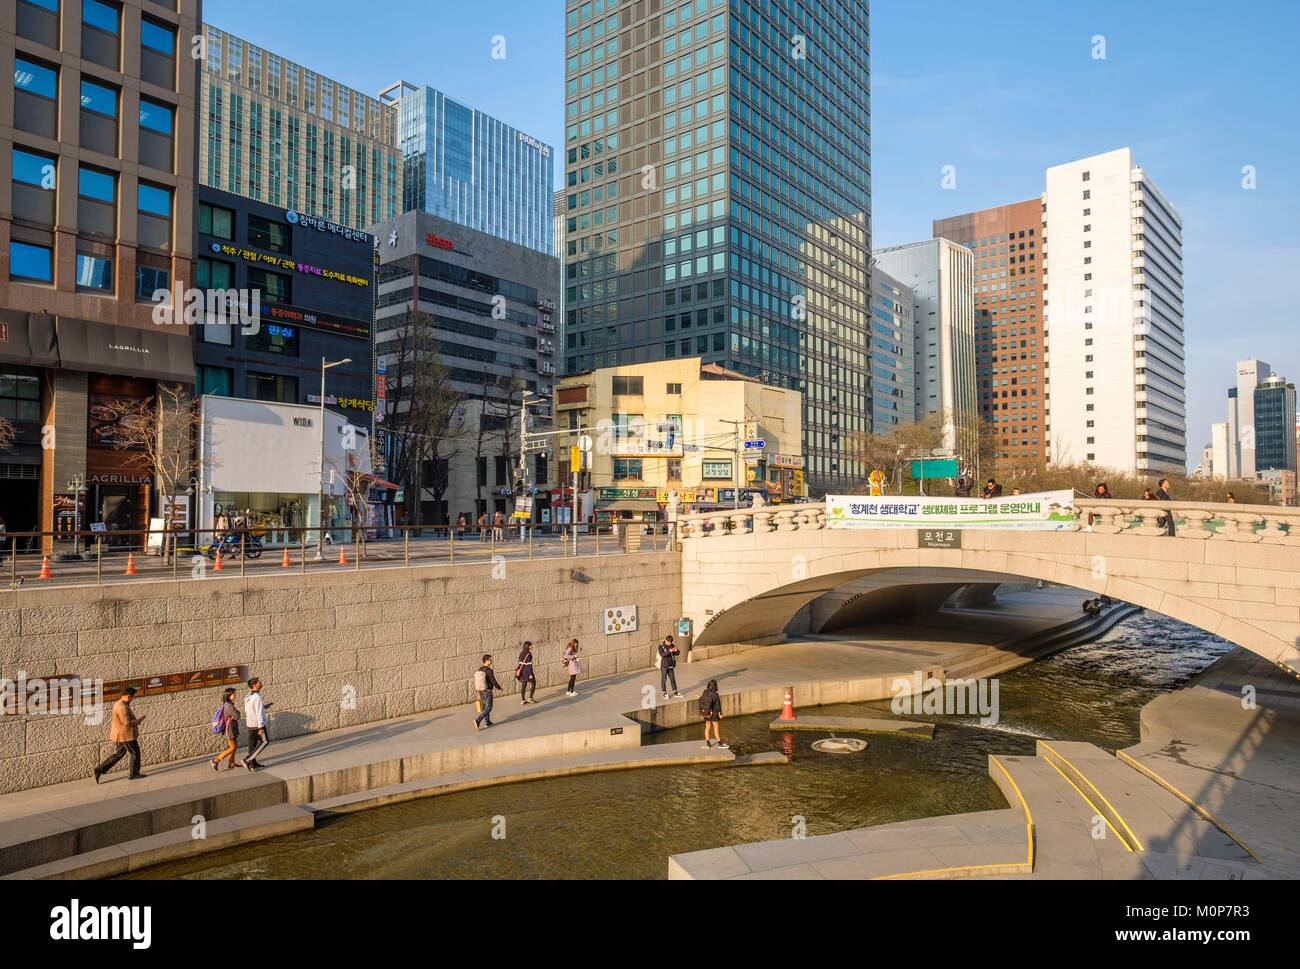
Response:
1254,373,1297,475
1228,358,1270,478
3,0,201,544
561,0,872,493
873,239,978,468
1043,148,1186,474
933,199,1045,467
198,25,401,232
371,210,559,522
380,82,553,255
869,266,915,435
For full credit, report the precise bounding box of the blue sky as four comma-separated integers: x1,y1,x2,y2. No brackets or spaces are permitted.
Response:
207,0,1300,467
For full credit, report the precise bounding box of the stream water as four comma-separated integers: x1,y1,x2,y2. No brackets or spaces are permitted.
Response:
122,612,1230,880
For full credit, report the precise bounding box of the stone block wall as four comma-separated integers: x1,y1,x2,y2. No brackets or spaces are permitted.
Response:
0,553,681,794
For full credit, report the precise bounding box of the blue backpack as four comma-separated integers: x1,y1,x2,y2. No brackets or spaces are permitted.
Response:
211,705,227,735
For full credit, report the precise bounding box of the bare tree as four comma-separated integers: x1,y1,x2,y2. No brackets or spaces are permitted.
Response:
381,309,464,528
327,436,383,556
111,383,203,564
847,414,948,495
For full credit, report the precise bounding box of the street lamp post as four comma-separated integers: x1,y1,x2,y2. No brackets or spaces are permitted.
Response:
317,356,352,559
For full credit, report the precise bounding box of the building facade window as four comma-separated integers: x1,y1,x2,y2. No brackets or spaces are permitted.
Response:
75,253,114,291
79,79,120,156
248,213,291,253
9,241,53,283
11,147,56,225
77,165,117,238
81,0,122,70
136,182,173,250
139,98,175,172
13,57,59,139
198,201,235,239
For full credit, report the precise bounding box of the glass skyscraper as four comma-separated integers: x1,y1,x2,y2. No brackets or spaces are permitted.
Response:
199,26,402,232
381,83,555,255
562,0,872,492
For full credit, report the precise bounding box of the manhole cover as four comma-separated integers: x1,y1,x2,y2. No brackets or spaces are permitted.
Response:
811,737,868,754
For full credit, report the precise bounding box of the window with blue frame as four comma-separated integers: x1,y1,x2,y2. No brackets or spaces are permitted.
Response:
14,57,57,99
9,241,53,283
140,18,175,55
137,182,171,217
80,79,118,117
78,166,115,202
139,98,173,135
12,147,55,189
82,0,119,35
75,253,113,291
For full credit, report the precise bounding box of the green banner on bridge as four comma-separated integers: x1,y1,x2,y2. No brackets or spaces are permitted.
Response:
825,490,1077,531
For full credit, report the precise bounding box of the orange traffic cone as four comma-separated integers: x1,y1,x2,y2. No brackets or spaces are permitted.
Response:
281,547,291,568
213,548,224,572
778,686,797,721
337,545,348,566
38,556,52,580
124,552,137,576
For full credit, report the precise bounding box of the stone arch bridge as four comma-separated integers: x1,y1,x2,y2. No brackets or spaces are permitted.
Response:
678,499,1300,674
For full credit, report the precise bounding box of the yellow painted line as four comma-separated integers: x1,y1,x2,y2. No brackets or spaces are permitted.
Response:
871,860,1030,880
988,754,1035,871
1040,741,1144,851
1041,756,1134,852
1115,750,1263,864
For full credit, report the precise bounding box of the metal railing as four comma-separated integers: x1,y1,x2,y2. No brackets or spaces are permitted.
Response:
0,521,680,590
676,498,1300,543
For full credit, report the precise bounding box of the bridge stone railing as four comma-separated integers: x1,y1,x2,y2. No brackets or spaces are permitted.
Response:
677,499,1300,546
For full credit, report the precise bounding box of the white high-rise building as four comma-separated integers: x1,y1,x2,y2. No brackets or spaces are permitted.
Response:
1043,148,1186,474
1229,359,1271,479
1210,421,1231,480
873,239,978,468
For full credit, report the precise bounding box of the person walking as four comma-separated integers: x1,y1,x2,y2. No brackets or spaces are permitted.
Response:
456,514,466,537
473,654,503,730
94,686,147,782
658,635,683,699
477,513,488,542
698,679,727,750
210,687,242,771
516,641,537,705
243,677,272,771
1155,478,1176,536
492,511,505,543
562,639,583,697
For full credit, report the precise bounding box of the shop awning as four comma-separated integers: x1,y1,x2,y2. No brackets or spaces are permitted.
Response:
0,310,59,368
600,499,661,512
364,474,401,490
55,318,195,383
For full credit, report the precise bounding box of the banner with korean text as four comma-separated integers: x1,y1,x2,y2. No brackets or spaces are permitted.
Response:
825,490,1077,531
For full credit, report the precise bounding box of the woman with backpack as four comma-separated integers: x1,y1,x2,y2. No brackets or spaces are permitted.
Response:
562,639,583,697
210,687,242,771
699,679,726,749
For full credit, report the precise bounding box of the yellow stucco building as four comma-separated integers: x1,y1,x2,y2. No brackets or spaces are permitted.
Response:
552,358,805,523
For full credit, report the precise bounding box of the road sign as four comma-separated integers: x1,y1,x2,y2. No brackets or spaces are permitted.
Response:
578,434,594,453
919,528,962,549
744,440,766,450
911,458,959,480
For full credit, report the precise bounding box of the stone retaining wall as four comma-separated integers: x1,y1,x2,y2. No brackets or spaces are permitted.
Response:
0,554,681,794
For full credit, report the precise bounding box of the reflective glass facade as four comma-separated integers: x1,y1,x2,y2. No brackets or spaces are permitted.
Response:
391,85,554,255
199,26,402,232
562,0,871,492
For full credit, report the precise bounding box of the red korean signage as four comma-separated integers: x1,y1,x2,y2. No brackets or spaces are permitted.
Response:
425,233,454,251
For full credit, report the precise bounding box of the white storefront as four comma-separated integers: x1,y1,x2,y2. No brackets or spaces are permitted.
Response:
196,396,371,545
